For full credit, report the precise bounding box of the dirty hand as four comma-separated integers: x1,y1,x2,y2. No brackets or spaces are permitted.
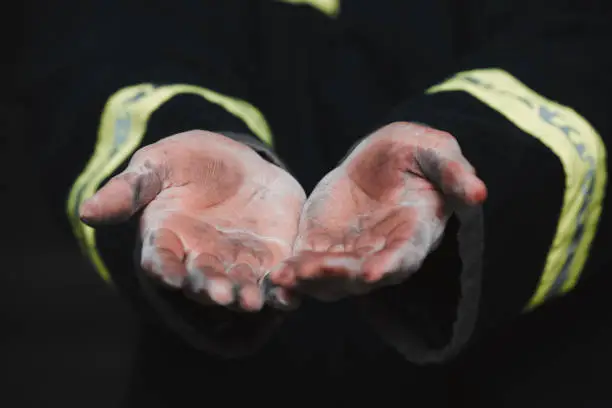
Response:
269,122,487,301
80,130,305,311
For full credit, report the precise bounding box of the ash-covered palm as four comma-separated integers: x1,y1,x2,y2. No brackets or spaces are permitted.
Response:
269,123,487,301
80,130,305,311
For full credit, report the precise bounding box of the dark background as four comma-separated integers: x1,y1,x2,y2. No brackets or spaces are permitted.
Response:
2,12,611,407
2,31,136,403
1,101,138,406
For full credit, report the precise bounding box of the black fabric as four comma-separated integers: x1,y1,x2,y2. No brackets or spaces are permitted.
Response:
142,95,254,146
360,208,485,364
358,1,612,361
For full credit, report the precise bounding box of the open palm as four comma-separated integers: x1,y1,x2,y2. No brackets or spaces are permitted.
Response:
80,131,305,311
270,123,487,301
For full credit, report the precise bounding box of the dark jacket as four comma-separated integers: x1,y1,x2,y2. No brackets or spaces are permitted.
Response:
21,0,611,405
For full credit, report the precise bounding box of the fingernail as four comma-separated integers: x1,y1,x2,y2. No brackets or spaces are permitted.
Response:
208,279,234,305
161,274,183,288
266,263,292,286
240,286,264,311
468,178,488,203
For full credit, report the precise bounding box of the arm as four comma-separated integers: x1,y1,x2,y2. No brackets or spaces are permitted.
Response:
23,0,292,357
361,0,611,362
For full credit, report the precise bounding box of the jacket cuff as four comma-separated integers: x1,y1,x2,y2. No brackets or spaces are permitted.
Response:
358,208,484,364
359,73,571,362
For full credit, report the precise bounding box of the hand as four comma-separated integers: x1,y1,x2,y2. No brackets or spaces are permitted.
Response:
80,130,305,311
269,122,487,301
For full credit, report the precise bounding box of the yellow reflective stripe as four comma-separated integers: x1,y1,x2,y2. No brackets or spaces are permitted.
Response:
67,84,273,282
277,0,340,17
427,68,607,310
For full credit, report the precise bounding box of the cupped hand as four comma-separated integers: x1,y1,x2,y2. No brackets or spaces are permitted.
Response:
80,130,305,311
269,123,487,301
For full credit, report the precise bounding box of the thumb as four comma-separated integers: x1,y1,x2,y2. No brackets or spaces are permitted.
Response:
416,147,487,206
80,166,163,226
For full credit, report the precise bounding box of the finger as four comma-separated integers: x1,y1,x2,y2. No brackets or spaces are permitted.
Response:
290,252,362,285
80,168,162,225
269,253,349,286
141,228,187,288
293,230,333,254
317,253,363,277
416,148,487,206
294,253,364,301
353,229,386,255
267,285,301,310
260,263,301,309
268,261,298,288
272,250,367,301
292,252,336,280
186,253,234,306
354,207,417,255
361,221,424,283
234,250,263,271
226,263,264,312
342,227,361,252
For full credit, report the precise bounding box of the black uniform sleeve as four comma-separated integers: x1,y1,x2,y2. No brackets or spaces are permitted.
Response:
359,1,611,363
23,0,285,358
